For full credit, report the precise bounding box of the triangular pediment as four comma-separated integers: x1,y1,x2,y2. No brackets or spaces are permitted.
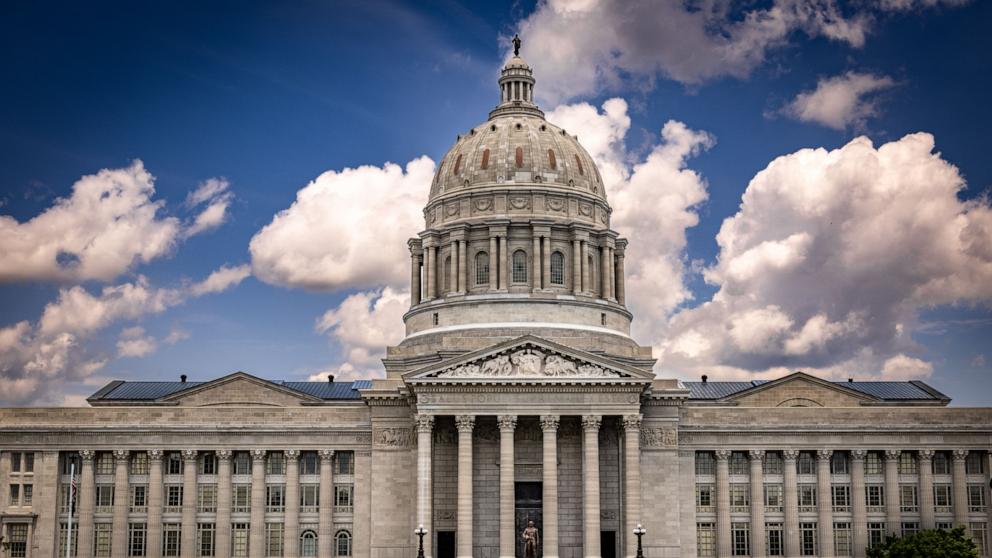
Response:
722,372,878,407
158,372,322,407
404,335,655,383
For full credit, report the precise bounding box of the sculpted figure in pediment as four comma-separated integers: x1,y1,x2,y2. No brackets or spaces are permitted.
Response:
481,354,512,376
446,363,480,377
511,349,543,375
577,363,609,377
544,354,577,376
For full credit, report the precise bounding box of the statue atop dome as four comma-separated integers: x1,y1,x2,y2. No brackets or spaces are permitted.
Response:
512,33,521,56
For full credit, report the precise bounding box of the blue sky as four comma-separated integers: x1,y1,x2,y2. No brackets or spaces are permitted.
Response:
1,0,990,406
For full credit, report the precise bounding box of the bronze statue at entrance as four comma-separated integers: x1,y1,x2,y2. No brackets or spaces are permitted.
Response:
521,520,540,558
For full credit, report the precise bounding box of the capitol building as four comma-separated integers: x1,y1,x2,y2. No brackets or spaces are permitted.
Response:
1,43,991,558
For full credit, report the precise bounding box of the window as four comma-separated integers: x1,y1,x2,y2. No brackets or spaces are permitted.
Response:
935,484,953,511
933,452,951,475
866,452,883,475
515,147,523,168
163,523,182,556
233,452,251,475
232,524,250,557
900,484,919,512
831,453,849,475
937,522,953,530
480,149,489,170
11,452,21,472
550,252,564,285
335,485,354,511
867,523,887,549
166,485,183,511
95,523,113,556
267,485,286,512
60,484,74,514
453,154,462,174
969,484,987,512
8,524,27,558
832,485,851,512
764,452,783,475
23,453,34,473
63,453,82,475
834,522,852,556
60,522,79,557
301,530,318,557
731,522,750,556
131,485,147,512
798,452,816,475
697,523,716,557
334,452,353,475
766,523,784,556
22,484,32,505
301,484,319,512
799,484,817,512
866,484,885,512
166,452,182,475
898,453,918,474
266,453,285,475
967,452,985,475
300,453,319,475
197,523,216,557
198,485,217,513
266,523,285,557
729,452,749,475
233,484,251,513
199,453,217,475
131,453,149,475
574,154,584,175
475,252,490,286
97,453,115,475
765,484,783,512
335,530,352,557
800,522,818,556
547,149,557,170
730,484,750,512
129,523,147,557
696,452,715,476
970,522,988,557
96,484,115,512
901,522,919,537
9,483,19,506
696,484,714,511
512,251,528,283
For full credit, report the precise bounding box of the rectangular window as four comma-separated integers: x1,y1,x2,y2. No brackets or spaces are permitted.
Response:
131,485,147,512
96,453,115,475
900,484,919,512
198,485,217,513
730,484,750,512
831,453,850,475
128,523,147,557
199,453,217,475
968,484,987,512
512,252,528,283
696,484,714,511
266,453,285,475
233,452,251,475
197,523,216,557
130,453,149,475
334,485,354,510
11,452,21,472
266,485,286,512
799,484,817,512
166,453,183,475
300,453,319,475
935,484,953,511
163,523,182,557
970,522,988,557
166,485,183,512
20,484,32,506
95,523,113,557
868,523,887,549
266,523,285,557
9,484,19,506
7,524,27,558
233,485,251,513
800,522,818,556
23,452,34,473
866,452,883,475
767,523,784,556
695,452,715,476
696,523,715,557
301,484,319,513
60,484,74,514
966,452,984,475
764,452,784,475
232,524,250,557
765,483,784,511
834,522,852,557
832,485,851,512
729,452,749,475
731,522,751,556
96,484,115,512
60,522,79,557
866,484,885,512
334,452,354,475
798,452,816,475
902,522,919,537
898,453,918,475
933,452,951,475
937,522,953,530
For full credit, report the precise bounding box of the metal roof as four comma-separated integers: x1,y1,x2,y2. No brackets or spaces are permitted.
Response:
683,379,944,401
93,380,363,401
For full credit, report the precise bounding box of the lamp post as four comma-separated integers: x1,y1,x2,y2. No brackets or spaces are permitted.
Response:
415,524,428,558
633,524,646,558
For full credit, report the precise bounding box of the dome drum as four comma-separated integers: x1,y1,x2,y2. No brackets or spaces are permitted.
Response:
424,187,612,229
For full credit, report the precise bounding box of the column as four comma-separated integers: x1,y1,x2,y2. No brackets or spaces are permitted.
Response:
249,450,266,558
498,416,517,558
918,450,936,530
615,251,626,305
582,415,602,558
490,236,499,291
181,450,197,558
450,243,459,295
77,450,96,558
458,239,467,293
112,450,129,558
541,416,560,558
415,416,434,558
284,450,301,557
750,451,767,558
456,415,475,558
571,239,582,295
884,450,901,536
783,450,801,558
715,449,732,558
147,450,163,558
411,252,422,305
850,450,868,558
318,450,335,558
542,236,551,289
607,247,615,301
532,235,542,291
498,234,508,290
216,450,232,558
426,245,436,300
582,242,591,295
622,416,642,558
952,450,969,528
817,450,835,558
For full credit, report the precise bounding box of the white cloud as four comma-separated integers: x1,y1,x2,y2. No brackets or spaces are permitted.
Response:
250,157,434,291
185,178,230,207
184,178,233,238
189,264,252,296
779,71,897,130
164,327,191,345
315,287,409,374
878,0,970,11
116,327,158,358
880,354,934,379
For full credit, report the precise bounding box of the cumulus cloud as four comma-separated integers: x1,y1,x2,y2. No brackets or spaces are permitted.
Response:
249,158,434,291
314,287,409,377
656,132,992,381
116,327,158,358
778,71,897,130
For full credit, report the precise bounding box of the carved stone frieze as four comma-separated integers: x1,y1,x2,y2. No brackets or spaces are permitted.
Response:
435,346,623,379
578,202,593,216
473,197,493,212
509,196,530,210
640,427,678,449
445,203,460,217
373,427,414,448
545,196,565,212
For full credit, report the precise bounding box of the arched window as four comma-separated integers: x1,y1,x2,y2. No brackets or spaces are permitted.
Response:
443,256,451,293
335,530,352,557
453,154,462,174
515,147,524,168
475,252,490,286
550,252,565,285
481,149,490,170
548,149,557,170
512,250,528,283
301,531,317,557
574,154,584,175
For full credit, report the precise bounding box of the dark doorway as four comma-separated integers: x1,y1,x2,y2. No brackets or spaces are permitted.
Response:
436,531,455,558
601,531,617,558
515,482,543,558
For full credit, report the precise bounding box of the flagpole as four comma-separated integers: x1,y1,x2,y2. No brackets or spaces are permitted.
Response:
66,461,75,558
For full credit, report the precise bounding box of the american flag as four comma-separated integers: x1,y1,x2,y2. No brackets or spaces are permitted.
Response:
69,468,78,514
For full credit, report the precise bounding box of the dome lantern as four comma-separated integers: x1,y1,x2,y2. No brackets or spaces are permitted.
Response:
490,34,545,119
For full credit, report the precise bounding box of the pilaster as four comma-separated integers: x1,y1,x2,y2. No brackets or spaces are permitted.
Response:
249,449,266,558
498,415,517,558
456,415,475,558
622,415,642,558
77,450,96,558
750,450,767,558
216,450,232,558
918,450,935,530
284,449,301,557
147,450,163,558
541,415,561,558
850,450,868,558
180,449,197,558
783,450,800,558
111,450,129,558
884,449,901,536
817,450,835,558
318,449,335,558
715,449,732,558
952,450,969,528
583,415,602,558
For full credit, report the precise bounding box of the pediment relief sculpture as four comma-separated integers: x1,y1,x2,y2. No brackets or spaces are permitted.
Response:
436,347,623,379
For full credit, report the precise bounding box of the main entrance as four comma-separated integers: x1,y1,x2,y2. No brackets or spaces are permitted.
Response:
514,481,542,558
